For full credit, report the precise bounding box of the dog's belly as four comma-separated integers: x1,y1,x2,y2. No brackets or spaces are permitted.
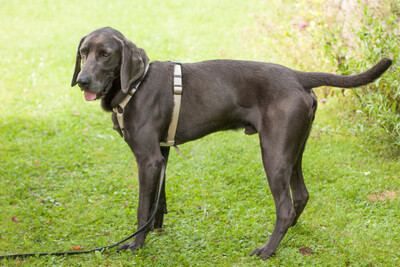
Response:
175,98,258,144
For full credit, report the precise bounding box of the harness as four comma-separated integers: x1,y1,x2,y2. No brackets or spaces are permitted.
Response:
112,64,149,137
113,61,183,147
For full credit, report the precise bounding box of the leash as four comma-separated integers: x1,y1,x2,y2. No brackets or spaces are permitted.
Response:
0,147,170,260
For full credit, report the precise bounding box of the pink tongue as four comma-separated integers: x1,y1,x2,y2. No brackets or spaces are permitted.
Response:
84,91,97,101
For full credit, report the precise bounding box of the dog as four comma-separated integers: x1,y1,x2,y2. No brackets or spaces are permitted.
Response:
71,27,392,260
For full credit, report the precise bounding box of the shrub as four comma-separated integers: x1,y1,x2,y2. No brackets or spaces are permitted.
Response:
312,0,400,147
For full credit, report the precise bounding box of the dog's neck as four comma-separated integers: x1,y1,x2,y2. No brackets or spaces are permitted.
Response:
100,77,124,112
101,64,150,112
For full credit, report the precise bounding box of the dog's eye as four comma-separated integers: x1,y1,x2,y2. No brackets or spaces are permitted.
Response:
102,52,110,58
80,50,87,58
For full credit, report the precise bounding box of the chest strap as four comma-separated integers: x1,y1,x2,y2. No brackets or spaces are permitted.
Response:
160,61,183,147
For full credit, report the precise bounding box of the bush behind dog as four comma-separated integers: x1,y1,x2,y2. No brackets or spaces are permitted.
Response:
311,0,400,149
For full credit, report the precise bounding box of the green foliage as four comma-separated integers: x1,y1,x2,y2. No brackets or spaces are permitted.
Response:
314,0,400,146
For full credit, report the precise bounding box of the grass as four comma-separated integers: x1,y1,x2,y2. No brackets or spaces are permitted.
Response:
1,0,399,265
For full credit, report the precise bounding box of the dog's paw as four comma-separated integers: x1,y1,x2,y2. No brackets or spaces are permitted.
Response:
250,244,276,260
117,241,142,252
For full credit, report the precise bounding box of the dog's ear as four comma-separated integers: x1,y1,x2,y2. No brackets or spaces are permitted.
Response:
119,38,149,93
71,37,85,87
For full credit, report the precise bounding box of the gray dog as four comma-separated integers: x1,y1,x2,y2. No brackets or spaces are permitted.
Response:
71,27,391,260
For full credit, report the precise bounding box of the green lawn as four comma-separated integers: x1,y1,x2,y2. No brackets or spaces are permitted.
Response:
1,0,399,265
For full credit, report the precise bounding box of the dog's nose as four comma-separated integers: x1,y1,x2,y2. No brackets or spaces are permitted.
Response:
77,75,91,88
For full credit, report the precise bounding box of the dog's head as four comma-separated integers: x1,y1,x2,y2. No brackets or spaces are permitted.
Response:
71,27,149,101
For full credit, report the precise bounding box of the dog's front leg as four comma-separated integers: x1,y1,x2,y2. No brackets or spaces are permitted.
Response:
118,145,165,252
153,147,170,229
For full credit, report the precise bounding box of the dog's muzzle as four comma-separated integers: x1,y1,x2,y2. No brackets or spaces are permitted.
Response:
81,77,114,101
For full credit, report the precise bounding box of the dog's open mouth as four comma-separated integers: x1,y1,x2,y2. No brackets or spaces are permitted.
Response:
83,79,114,101
84,91,98,101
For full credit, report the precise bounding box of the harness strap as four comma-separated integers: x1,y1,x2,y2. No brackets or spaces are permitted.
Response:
160,61,183,147
113,61,183,146
113,64,150,137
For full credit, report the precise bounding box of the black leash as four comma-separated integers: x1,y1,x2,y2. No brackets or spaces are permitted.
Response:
0,147,170,260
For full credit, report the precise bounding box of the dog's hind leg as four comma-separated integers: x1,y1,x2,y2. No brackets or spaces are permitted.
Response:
289,143,309,227
290,91,316,226
250,136,296,260
250,95,314,260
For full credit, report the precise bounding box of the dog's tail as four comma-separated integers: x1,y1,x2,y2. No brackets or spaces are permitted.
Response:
298,58,392,90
